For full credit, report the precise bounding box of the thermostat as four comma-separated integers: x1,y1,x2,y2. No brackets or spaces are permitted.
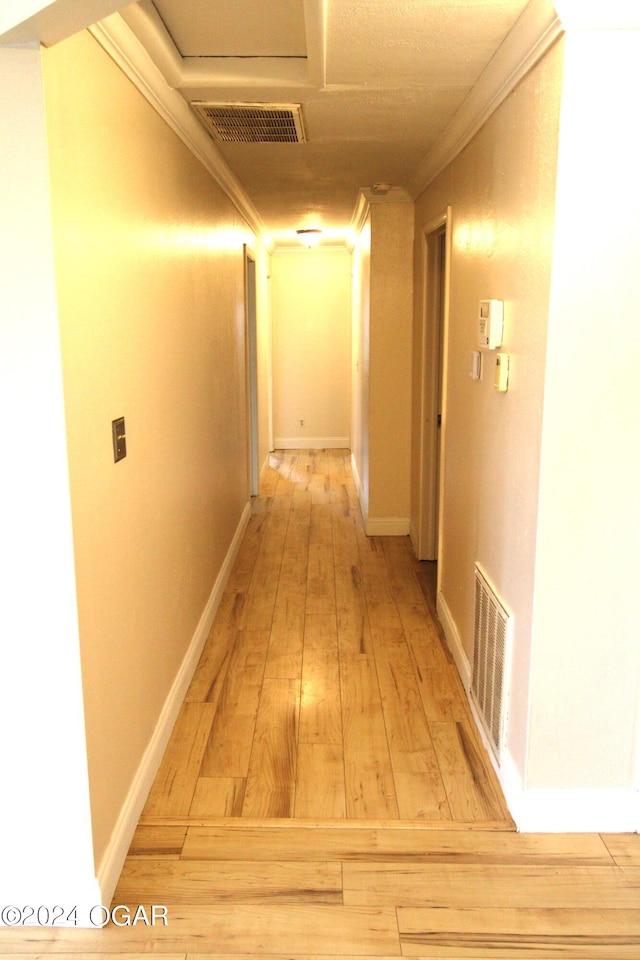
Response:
478,299,504,349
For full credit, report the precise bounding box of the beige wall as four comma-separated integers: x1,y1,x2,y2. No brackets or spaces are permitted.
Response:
44,30,253,868
255,245,273,468
353,201,414,533
413,26,640,815
271,247,351,449
351,215,371,510
413,40,562,780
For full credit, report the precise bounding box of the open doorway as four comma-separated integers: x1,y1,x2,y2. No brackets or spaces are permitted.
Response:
415,208,451,574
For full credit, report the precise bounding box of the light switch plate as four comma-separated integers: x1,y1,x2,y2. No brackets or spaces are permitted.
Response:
495,354,510,392
112,417,126,462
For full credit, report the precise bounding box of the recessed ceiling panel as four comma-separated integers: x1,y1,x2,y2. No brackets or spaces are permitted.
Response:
124,0,543,234
152,0,307,57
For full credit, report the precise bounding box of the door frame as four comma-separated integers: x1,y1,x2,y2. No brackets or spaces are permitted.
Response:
244,246,259,496
415,207,452,572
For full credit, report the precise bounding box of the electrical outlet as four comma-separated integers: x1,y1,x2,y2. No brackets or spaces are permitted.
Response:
299,419,305,427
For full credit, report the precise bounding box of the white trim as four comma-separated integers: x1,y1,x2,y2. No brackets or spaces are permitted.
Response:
274,436,350,450
408,0,563,196
271,243,353,256
365,517,410,537
350,192,371,245
349,187,413,239
437,589,472,690
409,518,419,556
415,208,451,562
88,14,265,238
500,749,638,833
350,451,368,526
95,500,251,905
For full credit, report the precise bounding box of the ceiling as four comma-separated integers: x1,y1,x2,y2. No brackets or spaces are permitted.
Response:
120,0,533,243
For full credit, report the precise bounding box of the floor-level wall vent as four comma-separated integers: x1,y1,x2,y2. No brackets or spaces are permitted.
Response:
471,564,512,763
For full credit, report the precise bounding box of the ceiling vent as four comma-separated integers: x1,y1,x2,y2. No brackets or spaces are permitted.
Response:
192,102,306,143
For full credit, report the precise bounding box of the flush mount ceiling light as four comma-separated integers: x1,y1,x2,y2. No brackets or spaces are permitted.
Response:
371,182,392,195
296,228,322,248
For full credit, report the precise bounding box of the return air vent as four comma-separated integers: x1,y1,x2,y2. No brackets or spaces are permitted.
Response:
192,102,306,143
471,564,512,762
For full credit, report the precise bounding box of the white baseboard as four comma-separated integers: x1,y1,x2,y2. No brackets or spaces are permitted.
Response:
437,591,639,834
500,748,638,833
96,500,251,904
274,436,350,450
348,455,409,537
437,589,472,689
365,517,411,536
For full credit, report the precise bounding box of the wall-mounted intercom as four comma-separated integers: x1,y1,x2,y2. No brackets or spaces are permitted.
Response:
478,299,504,349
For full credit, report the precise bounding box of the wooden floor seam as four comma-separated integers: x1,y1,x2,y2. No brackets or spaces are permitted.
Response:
2,449,638,957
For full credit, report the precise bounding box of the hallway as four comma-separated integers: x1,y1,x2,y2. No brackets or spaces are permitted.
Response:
141,448,510,825
2,449,640,956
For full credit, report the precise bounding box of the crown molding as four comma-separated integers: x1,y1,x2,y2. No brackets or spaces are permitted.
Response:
360,186,412,204
271,242,350,256
349,185,412,240
408,0,563,198
89,12,266,238
117,0,183,87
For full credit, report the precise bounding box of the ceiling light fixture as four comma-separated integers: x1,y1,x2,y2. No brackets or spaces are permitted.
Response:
371,182,392,195
296,228,322,248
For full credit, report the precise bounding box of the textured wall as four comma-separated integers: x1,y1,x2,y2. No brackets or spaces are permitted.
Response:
368,202,414,528
271,247,351,448
44,30,251,867
412,39,563,780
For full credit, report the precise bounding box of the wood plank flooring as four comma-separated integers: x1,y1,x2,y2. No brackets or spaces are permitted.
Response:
148,448,511,826
1,826,639,956
2,450,638,957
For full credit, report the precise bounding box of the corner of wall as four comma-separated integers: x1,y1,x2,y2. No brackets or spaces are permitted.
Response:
499,746,638,832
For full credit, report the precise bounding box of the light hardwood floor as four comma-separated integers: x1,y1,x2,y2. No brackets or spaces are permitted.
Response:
143,448,511,826
2,449,639,957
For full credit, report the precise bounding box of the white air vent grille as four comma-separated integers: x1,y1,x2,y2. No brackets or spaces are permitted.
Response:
192,102,306,143
471,565,512,762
